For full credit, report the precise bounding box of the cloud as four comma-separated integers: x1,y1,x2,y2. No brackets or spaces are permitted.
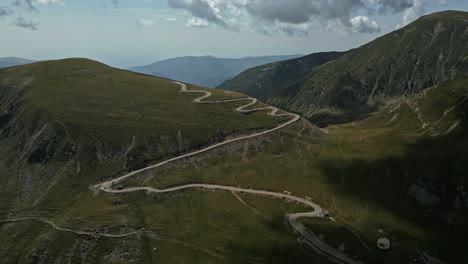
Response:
187,17,209,27
137,17,155,27
168,0,230,29
165,16,177,22
244,0,321,24
375,0,415,14
3,0,66,30
275,22,313,36
8,1,40,30
0,7,14,17
402,0,424,25
14,16,39,30
110,0,118,8
350,15,380,33
36,0,60,4
36,0,66,7
13,0,38,12
164,0,427,35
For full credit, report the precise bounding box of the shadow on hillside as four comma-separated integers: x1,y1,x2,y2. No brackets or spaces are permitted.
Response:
317,102,468,262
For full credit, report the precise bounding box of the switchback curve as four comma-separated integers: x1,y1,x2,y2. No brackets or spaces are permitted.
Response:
92,82,358,264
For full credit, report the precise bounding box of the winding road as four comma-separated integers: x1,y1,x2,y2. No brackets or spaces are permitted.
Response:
92,82,358,264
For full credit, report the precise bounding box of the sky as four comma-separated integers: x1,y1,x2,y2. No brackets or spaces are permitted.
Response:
0,0,467,68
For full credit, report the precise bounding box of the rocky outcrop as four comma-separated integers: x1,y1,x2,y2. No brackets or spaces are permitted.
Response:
376,238,390,250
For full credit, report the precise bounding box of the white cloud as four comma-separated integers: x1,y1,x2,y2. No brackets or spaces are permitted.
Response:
168,0,230,29
137,17,155,27
402,0,424,25
350,16,380,33
36,0,64,5
165,16,177,22
36,0,58,4
436,0,448,5
187,17,209,27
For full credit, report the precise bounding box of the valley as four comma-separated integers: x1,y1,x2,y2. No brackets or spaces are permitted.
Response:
129,55,303,88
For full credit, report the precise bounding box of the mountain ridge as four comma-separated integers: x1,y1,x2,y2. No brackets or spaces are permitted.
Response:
128,54,304,88
220,10,468,127
218,51,347,99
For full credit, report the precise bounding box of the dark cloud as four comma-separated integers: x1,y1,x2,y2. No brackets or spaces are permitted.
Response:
14,16,39,30
13,0,39,13
244,0,416,25
377,0,415,14
245,0,321,24
5,1,40,30
0,6,14,17
165,0,422,35
168,0,230,29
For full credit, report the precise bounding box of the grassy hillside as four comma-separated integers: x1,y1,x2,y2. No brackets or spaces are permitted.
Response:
128,55,303,88
131,77,468,263
218,51,346,98
0,57,286,208
222,11,468,127
0,59,320,263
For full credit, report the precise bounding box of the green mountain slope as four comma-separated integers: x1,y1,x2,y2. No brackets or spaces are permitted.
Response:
218,51,346,99
148,76,468,263
0,59,321,263
128,55,303,88
221,11,468,127
0,60,466,263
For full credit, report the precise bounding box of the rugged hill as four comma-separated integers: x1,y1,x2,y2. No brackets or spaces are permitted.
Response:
218,51,346,98
0,59,307,263
0,56,36,68
221,11,468,127
128,55,303,88
164,76,468,263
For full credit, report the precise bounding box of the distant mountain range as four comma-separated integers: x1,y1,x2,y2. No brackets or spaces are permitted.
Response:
128,55,303,88
0,57,37,68
220,10,468,127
